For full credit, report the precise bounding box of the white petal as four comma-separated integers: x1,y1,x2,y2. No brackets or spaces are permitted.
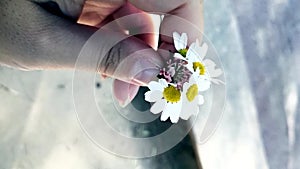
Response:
144,91,152,102
198,78,211,91
185,62,194,73
203,59,216,67
169,102,182,123
186,43,196,59
180,98,198,120
186,43,198,61
148,81,164,91
182,81,190,92
181,106,199,120
193,69,201,77
211,69,223,78
145,90,162,102
188,41,208,61
174,53,187,61
189,75,197,84
158,79,168,87
173,32,181,51
150,99,166,114
170,111,180,123
198,95,204,105
181,33,188,49
161,101,182,123
160,109,171,121
211,78,225,85
199,43,208,60
203,59,223,78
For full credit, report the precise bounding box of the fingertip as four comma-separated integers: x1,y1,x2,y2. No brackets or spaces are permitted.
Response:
132,68,159,86
113,79,140,107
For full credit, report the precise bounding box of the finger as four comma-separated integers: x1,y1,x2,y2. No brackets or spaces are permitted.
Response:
77,0,126,27
159,1,204,44
112,2,156,48
109,2,157,103
160,2,203,60
77,1,162,105
89,29,162,86
129,0,204,59
113,79,140,107
129,0,188,13
78,0,161,84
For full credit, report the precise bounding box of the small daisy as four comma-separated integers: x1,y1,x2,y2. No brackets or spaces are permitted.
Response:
144,32,224,123
185,42,208,75
145,79,183,123
181,42,211,91
173,32,189,60
180,76,204,120
202,59,224,84
186,40,208,61
193,39,224,84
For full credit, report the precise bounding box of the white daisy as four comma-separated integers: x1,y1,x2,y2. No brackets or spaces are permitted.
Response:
173,32,189,60
145,79,183,123
202,59,224,84
186,40,208,61
185,42,208,74
179,41,211,91
193,39,224,84
180,76,204,120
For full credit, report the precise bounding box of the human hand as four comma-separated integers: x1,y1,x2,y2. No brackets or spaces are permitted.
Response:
0,0,203,107
78,0,204,106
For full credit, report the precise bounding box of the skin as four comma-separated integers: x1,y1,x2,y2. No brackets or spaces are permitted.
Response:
0,0,203,106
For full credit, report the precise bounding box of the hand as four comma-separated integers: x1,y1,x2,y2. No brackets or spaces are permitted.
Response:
0,0,203,107
78,0,204,106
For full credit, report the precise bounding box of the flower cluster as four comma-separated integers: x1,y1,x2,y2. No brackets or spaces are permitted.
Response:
145,32,222,123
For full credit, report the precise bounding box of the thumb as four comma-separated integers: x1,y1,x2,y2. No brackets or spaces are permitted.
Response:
105,38,163,107
96,32,163,85
113,79,140,107
88,31,163,106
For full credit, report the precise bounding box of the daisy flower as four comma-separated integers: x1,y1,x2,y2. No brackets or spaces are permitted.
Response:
185,41,208,74
180,76,204,120
173,32,189,60
193,39,224,84
145,79,182,123
144,32,224,123
183,42,211,91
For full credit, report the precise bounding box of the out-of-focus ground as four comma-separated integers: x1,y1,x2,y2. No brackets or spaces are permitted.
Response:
1,0,300,169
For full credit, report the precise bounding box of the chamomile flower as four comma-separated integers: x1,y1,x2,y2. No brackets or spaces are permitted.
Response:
185,42,208,75
145,79,183,123
186,40,208,61
193,39,224,84
180,41,211,91
144,32,224,123
173,32,189,60
180,76,204,120
202,59,224,84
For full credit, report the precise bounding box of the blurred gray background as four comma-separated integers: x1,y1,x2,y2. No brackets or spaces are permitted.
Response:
0,0,299,168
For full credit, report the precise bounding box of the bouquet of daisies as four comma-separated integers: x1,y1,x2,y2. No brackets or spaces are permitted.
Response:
144,32,223,123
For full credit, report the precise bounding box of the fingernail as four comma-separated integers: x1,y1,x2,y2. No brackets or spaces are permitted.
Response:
119,98,130,108
119,85,140,107
132,69,159,86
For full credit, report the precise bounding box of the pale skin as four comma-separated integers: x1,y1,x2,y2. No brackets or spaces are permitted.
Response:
0,0,203,106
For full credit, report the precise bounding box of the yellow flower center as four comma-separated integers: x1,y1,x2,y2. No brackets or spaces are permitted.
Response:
186,84,198,102
193,62,206,75
163,85,181,103
178,48,188,57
